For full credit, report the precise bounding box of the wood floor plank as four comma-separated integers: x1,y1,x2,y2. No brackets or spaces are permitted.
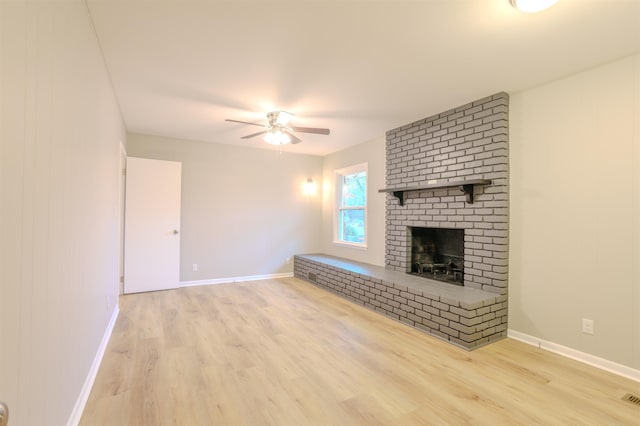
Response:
80,278,640,425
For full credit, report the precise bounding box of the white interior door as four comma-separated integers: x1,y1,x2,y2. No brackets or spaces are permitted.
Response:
124,157,182,294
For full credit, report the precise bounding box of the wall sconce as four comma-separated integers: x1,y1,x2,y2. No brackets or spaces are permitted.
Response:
303,178,316,196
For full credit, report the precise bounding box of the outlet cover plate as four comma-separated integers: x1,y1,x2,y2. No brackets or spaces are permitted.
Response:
582,318,594,335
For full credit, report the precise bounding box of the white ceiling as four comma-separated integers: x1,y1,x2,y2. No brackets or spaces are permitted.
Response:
86,0,640,156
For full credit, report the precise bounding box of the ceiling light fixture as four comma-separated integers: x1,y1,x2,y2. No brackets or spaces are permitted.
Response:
510,0,558,13
264,129,291,145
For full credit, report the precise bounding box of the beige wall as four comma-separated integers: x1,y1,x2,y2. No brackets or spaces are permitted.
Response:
321,136,386,266
0,1,126,424
509,54,640,370
127,134,323,282
128,133,384,279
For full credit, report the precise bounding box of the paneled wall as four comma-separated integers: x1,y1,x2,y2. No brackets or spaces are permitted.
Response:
509,54,640,372
0,1,125,424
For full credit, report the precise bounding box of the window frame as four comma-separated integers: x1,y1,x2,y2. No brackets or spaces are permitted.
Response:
333,162,368,248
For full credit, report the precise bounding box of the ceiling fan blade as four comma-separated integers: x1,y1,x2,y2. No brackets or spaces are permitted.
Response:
225,119,267,128
286,131,302,144
241,130,268,139
291,126,330,135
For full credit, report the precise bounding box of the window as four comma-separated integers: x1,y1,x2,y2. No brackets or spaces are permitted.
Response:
335,163,367,246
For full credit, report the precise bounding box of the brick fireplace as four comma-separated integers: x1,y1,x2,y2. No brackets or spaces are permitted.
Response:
384,92,509,295
294,92,509,349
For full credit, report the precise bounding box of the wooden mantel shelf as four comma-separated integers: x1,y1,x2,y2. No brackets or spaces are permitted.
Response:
378,179,492,206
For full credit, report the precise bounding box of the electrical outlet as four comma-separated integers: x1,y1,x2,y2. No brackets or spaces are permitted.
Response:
192,263,198,272
582,318,594,335
286,257,291,264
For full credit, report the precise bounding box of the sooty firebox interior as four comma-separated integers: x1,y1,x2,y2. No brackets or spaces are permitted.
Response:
410,227,464,285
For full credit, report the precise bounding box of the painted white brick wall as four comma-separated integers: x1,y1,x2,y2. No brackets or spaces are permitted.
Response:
385,93,509,295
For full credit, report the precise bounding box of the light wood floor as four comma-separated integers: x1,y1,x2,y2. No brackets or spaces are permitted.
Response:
81,278,640,425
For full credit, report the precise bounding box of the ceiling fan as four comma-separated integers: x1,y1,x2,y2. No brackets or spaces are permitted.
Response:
225,111,330,145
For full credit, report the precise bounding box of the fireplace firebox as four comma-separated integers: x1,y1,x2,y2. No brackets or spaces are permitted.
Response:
410,227,464,285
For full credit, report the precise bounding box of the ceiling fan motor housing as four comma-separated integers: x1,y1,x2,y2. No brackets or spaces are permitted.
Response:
268,110,293,127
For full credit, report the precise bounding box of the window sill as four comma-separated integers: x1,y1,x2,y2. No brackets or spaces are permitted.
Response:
333,240,368,250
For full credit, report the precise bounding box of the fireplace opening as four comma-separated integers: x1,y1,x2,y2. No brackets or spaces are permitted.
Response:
410,227,464,285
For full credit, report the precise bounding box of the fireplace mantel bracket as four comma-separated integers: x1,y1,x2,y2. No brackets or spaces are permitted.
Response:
379,179,492,206
392,190,405,205
461,184,476,204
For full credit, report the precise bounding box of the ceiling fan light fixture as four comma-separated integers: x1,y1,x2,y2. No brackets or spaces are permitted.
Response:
510,0,558,13
226,111,328,146
264,129,290,145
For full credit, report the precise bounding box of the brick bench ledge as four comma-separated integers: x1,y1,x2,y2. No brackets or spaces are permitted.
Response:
293,253,507,350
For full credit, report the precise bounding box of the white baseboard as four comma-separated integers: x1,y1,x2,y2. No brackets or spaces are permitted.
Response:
180,272,294,288
508,329,640,383
67,305,120,426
